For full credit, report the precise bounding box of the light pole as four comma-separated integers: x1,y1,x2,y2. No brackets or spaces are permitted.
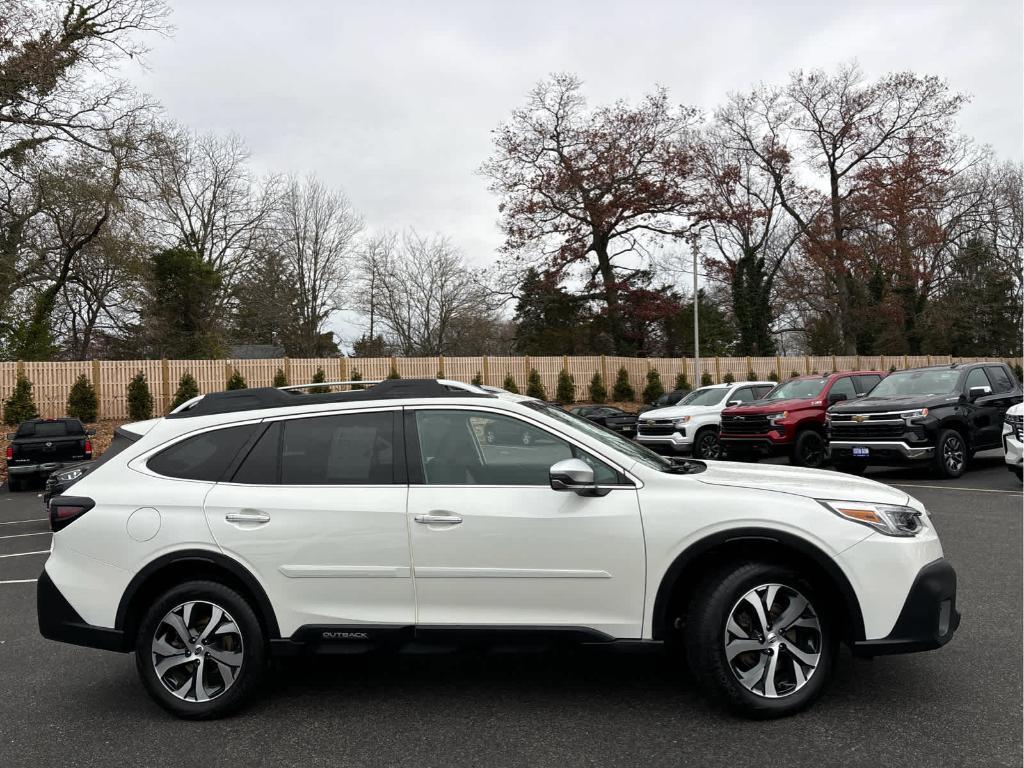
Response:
692,239,700,386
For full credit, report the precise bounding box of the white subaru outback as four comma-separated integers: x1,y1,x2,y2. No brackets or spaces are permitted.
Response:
636,381,776,458
38,379,959,720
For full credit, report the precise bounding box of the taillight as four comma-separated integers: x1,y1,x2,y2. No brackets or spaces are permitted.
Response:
84,439,92,456
49,496,95,532
5,445,11,460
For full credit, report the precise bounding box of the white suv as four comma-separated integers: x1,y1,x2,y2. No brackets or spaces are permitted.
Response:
38,378,959,719
636,381,775,458
1004,402,1023,480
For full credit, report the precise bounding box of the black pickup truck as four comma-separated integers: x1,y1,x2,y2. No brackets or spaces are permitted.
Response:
5,418,93,491
826,362,1023,478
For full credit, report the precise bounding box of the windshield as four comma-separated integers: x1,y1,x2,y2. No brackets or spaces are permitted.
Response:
526,401,672,472
678,387,728,407
764,378,827,401
869,369,961,397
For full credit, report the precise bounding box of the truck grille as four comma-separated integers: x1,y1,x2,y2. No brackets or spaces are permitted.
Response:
829,422,905,440
1008,414,1023,440
638,419,676,436
721,415,771,435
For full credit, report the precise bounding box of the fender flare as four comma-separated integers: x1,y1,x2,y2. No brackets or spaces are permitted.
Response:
650,527,866,642
114,549,281,639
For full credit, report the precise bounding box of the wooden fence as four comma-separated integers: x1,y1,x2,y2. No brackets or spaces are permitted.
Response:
4,354,1022,421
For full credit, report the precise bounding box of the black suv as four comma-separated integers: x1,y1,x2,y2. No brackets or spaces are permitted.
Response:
826,363,1022,478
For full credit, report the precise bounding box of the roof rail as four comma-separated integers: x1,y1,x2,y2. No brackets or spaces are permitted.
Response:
277,379,383,391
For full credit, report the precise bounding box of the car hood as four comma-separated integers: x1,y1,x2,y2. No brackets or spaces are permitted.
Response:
829,393,958,414
724,398,815,414
640,404,721,420
696,461,910,505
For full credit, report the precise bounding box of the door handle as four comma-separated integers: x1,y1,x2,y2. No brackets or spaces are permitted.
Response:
414,513,463,525
225,511,271,524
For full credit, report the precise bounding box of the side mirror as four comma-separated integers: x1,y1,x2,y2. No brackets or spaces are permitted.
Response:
968,386,989,401
828,392,848,404
549,458,600,497
5,432,14,440
727,400,741,407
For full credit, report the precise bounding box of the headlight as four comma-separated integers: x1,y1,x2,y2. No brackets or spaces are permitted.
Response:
673,416,691,427
54,467,85,484
767,411,788,424
900,408,929,421
818,499,924,537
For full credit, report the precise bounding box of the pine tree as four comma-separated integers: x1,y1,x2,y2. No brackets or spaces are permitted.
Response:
589,372,607,403
350,369,365,390
612,367,634,402
701,372,714,386
127,371,153,421
747,369,757,381
642,368,665,404
1014,364,1023,385
387,362,401,380
526,368,547,399
790,370,800,379
171,373,200,410
769,370,779,382
3,374,38,426
272,368,288,387
309,366,330,394
471,371,483,386
66,374,98,422
674,372,690,391
555,368,575,403
722,371,735,384
226,369,247,390
503,373,519,394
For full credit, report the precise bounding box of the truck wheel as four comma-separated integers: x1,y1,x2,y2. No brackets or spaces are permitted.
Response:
693,428,722,460
932,429,966,479
684,561,835,719
7,476,21,492
791,430,826,469
135,580,266,719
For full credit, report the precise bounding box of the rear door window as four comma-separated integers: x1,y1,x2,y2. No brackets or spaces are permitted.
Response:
280,411,396,485
730,387,757,404
148,425,258,482
986,366,1014,393
965,368,993,393
855,374,882,394
828,377,858,400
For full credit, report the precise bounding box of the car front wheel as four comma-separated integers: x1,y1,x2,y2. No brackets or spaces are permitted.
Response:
693,428,721,460
791,430,826,468
136,580,265,719
932,429,966,479
684,561,834,718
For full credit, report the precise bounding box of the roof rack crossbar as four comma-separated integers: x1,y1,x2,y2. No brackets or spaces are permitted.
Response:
278,379,383,391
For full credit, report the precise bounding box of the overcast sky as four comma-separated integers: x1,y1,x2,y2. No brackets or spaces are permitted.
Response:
125,0,1023,347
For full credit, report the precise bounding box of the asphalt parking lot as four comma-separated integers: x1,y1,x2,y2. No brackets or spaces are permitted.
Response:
0,452,1020,768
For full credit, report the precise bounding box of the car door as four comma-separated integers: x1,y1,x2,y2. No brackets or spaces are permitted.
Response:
728,386,758,406
825,376,858,405
203,408,414,638
963,368,1003,448
405,406,646,638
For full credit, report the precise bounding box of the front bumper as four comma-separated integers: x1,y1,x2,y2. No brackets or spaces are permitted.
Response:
852,558,960,656
1003,429,1022,470
8,461,70,477
37,569,128,652
719,436,788,457
828,440,934,462
635,431,691,452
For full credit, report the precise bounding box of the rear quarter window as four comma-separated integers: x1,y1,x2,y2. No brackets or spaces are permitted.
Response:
148,425,258,482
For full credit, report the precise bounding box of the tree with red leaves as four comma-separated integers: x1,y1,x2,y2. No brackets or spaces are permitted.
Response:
482,74,700,353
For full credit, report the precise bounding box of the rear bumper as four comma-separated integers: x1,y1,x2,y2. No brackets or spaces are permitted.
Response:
829,440,934,462
852,558,960,656
37,570,128,652
8,461,69,477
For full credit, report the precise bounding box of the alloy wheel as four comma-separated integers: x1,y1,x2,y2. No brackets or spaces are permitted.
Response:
943,434,965,474
800,434,825,467
151,601,244,703
723,583,821,699
697,432,721,459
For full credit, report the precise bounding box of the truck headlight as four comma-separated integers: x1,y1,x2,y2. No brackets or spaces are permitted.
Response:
900,408,929,422
673,417,691,428
818,499,924,537
767,411,788,425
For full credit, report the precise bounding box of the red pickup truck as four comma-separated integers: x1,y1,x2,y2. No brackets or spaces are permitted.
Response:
718,371,886,468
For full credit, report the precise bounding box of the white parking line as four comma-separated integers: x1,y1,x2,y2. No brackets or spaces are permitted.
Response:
0,578,37,584
0,517,46,525
0,549,48,558
892,483,1023,495
0,531,51,540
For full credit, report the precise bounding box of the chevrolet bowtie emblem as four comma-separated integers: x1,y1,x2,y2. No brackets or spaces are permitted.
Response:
852,414,867,423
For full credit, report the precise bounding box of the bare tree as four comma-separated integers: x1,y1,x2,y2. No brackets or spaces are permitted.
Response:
273,175,361,356
355,230,495,356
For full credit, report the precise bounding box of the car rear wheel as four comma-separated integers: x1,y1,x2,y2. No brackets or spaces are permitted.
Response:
684,561,834,719
693,428,721,460
932,429,966,479
791,430,826,468
136,580,265,719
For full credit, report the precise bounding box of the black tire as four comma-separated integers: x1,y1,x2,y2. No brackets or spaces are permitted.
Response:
790,430,826,468
833,462,867,476
135,580,265,719
684,561,835,719
693,428,722,460
932,429,967,479
7,476,21,492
